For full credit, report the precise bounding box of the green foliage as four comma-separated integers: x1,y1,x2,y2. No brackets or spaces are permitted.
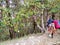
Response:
47,0,60,13
0,0,60,41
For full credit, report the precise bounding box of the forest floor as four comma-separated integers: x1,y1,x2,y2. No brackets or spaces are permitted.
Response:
0,30,60,45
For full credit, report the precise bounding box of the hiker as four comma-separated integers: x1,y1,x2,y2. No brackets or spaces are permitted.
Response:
47,15,56,38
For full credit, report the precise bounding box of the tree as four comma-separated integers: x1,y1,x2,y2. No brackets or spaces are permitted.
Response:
0,0,60,40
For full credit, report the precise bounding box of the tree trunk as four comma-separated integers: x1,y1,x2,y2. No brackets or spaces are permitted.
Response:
41,9,46,32
9,26,16,39
32,16,37,33
0,9,2,21
8,13,16,39
41,15,45,29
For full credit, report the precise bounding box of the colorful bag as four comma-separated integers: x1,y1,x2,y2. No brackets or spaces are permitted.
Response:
53,20,60,29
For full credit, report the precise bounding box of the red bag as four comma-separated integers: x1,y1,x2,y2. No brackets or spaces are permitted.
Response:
53,20,60,29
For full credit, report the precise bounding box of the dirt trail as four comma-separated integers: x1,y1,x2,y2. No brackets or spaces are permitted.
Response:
0,30,60,45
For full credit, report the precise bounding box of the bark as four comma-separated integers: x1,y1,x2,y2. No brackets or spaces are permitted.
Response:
41,9,46,31
0,9,2,20
36,23,43,30
52,13,55,20
6,0,9,8
32,15,37,33
8,13,16,39
36,21,45,33
32,15,45,33
41,15,45,29
9,26,16,39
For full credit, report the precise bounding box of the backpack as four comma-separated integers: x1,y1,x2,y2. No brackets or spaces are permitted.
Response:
47,18,53,26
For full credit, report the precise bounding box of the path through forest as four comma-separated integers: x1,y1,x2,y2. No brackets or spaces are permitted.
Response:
0,30,60,45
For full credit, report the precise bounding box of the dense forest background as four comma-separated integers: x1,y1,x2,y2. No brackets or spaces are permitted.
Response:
0,0,60,41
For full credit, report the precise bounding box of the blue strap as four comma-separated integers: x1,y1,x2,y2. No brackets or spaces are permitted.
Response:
58,21,60,25
47,19,53,24
47,18,53,26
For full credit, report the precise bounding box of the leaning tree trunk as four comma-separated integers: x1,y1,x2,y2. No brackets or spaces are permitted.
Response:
8,13,16,39
41,15,45,29
41,9,46,32
32,15,45,33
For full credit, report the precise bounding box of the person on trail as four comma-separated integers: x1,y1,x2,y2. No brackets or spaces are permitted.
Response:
47,15,56,38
